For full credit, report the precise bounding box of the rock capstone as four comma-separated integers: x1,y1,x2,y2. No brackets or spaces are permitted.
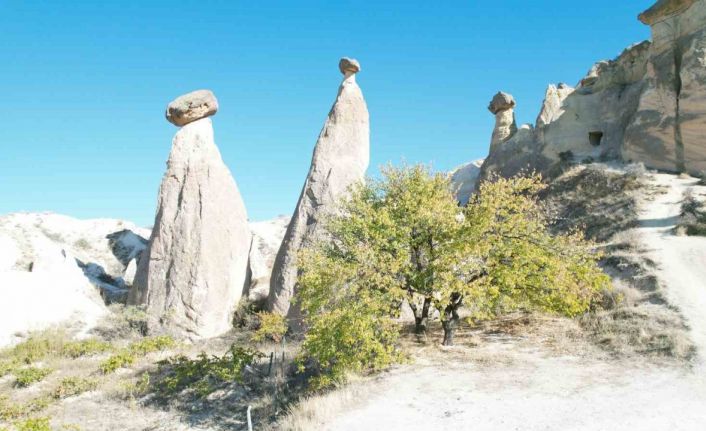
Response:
267,58,370,322
165,90,219,127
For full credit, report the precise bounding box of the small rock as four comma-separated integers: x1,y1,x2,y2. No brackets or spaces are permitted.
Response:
165,90,219,127
339,57,361,75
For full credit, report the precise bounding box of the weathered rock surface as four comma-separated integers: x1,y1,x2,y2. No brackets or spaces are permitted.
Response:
165,90,219,127
247,216,290,304
625,0,706,176
268,58,370,319
130,113,251,339
449,160,484,205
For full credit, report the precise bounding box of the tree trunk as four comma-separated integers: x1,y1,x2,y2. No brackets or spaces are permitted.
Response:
413,297,432,334
441,296,461,346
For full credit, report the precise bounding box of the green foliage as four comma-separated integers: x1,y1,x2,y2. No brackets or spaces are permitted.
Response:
99,351,135,374
297,165,610,384
61,339,111,359
118,372,150,400
0,331,66,365
13,367,53,388
251,312,288,343
51,377,98,399
128,335,176,355
99,335,175,374
12,417,51,431
155,345,263,398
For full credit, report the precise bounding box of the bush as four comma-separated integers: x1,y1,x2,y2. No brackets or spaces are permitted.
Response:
13,367,53,388
156,345,264,398
251,312,288,343
99,336,175,374
61,339,111,359
99,351,136,374
677,191,706,236
52,377,98,399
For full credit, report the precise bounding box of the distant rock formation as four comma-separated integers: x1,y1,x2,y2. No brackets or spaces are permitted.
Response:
268,57,370,320
130,90,251,339
247,216,290,305
449,160,484,205
480,0,706,180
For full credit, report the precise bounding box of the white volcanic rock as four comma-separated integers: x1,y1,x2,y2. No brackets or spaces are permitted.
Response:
0,243,107,347
130,112,251,339
449,160,484,205
165,90,219,127
0,212,150,277
268,57,370,318
247,216,290,304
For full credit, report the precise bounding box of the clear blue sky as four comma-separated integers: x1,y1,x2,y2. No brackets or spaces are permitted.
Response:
0,1,652,225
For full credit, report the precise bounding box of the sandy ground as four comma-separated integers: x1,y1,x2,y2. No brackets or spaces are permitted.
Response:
326,172,706,431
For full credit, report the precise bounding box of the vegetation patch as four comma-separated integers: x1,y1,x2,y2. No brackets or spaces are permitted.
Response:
13,367,52,388
676,191,706,236
154,345,264,398
12,417,51,431
52,377,98,399
100,335,175,374
541,164,643,242
252,312,288,343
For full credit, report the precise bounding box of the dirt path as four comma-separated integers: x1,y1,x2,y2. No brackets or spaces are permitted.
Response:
324,172,706,431
327,349,705,431
638,173,706,368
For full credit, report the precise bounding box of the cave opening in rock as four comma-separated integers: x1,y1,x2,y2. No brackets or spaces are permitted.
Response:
589,131,604,147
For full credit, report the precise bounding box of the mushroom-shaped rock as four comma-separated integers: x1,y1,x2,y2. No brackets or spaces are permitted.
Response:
131,92,251,339
488,92,516,114
165,90,219,127
488,92,518,149
339,57,361,75
268,58,370,323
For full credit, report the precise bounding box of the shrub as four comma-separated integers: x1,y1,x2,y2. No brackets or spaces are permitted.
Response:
128,335,175,355
156,345,263,397
13,367,53,388
61,339,111,358
99,351,135,374
99,336,175,374
252,312,288,343
52,376,98,399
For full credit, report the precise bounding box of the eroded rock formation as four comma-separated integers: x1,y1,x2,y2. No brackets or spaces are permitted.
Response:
267,57,370,319
479,0,706,181
130,90,251,339
624,0,706,175
488,92,517,150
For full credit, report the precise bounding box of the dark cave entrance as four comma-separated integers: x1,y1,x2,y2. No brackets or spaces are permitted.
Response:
589,131,604,147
